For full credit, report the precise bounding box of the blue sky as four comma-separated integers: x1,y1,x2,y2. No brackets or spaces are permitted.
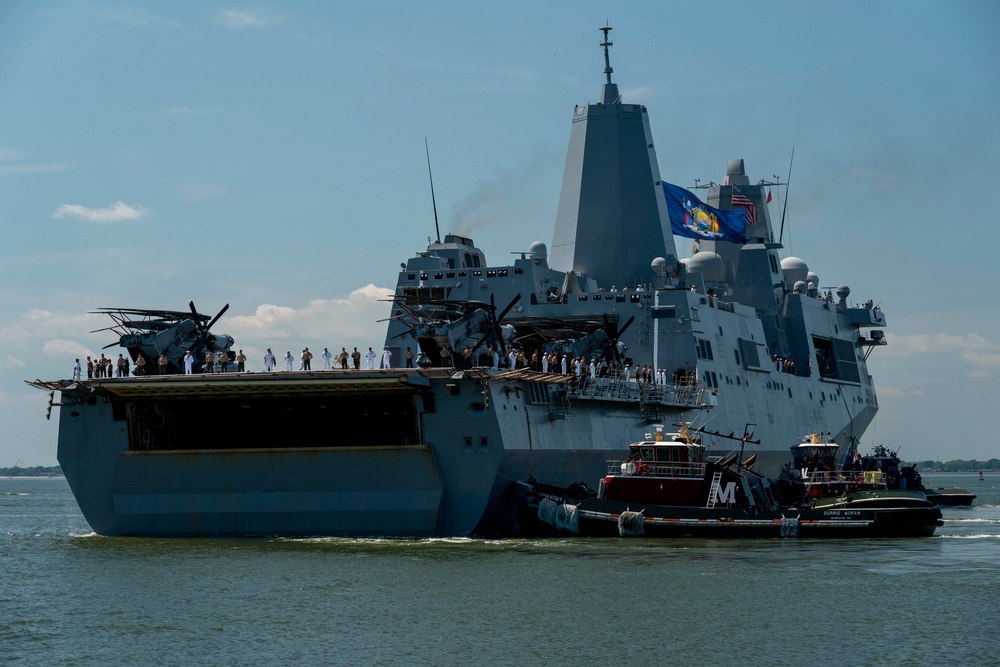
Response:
1,1,998,465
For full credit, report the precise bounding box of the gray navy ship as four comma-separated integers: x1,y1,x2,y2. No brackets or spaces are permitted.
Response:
29,28,887,537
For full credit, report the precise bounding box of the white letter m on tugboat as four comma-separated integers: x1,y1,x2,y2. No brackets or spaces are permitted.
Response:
716,482,736,504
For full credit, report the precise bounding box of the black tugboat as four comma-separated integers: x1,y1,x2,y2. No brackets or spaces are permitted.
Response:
861,445,976,506
518,426,942,539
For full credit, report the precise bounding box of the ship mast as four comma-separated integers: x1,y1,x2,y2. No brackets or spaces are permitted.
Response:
598,25,620,105
601,25,613,84
550,25,675,286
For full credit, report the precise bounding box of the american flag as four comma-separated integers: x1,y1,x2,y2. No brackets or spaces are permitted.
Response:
731,187,756,225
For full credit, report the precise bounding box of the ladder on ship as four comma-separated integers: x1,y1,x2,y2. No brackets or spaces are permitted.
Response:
705,471,723,508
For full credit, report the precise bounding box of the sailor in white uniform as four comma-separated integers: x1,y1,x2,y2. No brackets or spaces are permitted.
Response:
542,354,549,373
284,351,293,371
381,346,392,369
366,347,376,369
264,348,276,371
508,350,516,369
73,358,82,380
560,355,567,374
589,359,596,380
183,351,194,375
574,357,582,377
321,347,333,371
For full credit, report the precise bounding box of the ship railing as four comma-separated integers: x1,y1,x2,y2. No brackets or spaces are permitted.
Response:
802,469,885,486
606,460,707,478
570,377,706,407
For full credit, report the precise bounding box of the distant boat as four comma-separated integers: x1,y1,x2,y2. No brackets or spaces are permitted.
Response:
856,445,976,506
980,471,985,481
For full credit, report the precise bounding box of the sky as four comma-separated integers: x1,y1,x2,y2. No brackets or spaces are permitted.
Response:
1,1,998,465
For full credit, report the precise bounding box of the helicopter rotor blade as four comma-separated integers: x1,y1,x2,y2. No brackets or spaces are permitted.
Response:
204,303,230,332
616,315,635,340
495,293,521,322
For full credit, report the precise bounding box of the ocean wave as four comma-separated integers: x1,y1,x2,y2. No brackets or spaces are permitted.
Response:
0,492,31,496
937,534,1000,539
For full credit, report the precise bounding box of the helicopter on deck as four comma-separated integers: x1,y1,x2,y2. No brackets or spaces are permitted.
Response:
90,301,234,374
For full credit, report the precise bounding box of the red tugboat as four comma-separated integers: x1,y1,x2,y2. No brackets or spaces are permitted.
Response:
599,424,708,506
519,425,942,538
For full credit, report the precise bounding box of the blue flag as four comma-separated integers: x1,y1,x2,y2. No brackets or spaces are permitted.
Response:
662,182,748,244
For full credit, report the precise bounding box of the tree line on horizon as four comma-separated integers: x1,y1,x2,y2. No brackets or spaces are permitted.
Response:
906,459,1000,473
1,465,63,477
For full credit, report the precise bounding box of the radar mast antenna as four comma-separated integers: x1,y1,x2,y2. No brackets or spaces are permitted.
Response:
425,137,441,244
600,24,613,85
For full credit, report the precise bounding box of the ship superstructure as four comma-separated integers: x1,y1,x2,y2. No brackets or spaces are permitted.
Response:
31,28,887,537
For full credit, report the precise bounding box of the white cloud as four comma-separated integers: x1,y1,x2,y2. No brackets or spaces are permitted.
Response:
883,331,999,355
226,284,393,344
216,10,282,29
959,349,1000,370
5,356,26,369
52,202,150,222
42,339,94,360
0,309,105,350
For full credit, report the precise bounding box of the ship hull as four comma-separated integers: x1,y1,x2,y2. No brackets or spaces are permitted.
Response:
51,368,861,538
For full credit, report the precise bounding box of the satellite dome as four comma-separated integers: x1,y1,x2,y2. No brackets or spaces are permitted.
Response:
651,257,666,276
807,271,819,288
836,284,850,301
781,256,809,289
529,241,547,260
687,252,727,283
793,280,807,294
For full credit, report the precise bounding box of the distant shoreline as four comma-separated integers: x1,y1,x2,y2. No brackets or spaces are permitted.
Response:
1,475,64,479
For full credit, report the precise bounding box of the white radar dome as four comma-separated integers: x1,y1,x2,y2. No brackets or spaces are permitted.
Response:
687,252,727,283
529,241,547,260
781,256,809,289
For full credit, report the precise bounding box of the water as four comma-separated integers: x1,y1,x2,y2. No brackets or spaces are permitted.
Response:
3,475,998,666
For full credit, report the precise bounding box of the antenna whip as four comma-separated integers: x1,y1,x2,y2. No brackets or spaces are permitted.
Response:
425,137,441,244
778,146,794,246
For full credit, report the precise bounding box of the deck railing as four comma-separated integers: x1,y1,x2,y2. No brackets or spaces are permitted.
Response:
802,469,885,486
605,460,707,478
570,376,707,407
